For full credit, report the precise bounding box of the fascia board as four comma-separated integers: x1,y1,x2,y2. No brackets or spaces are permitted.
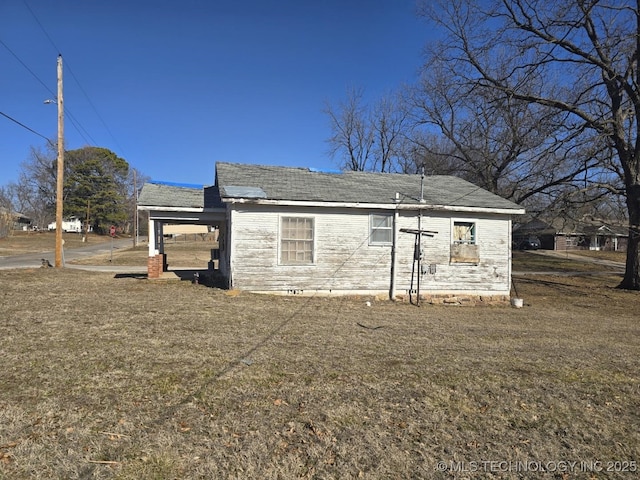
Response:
222,198,525,216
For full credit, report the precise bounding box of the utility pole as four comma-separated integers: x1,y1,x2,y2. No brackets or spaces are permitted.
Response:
133,169,138,247
55,54,65,268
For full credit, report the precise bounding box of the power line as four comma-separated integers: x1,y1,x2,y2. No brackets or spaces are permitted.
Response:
5,1,123,155
0,38,55,97
0,110,55,147
65,61,127,156
21,0,127,157
0,38,95,146
21,0,61,54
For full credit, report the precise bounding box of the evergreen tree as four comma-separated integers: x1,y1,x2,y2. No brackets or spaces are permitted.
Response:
64,147,129,233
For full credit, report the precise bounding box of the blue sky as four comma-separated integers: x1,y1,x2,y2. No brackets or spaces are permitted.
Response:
0,0,430,187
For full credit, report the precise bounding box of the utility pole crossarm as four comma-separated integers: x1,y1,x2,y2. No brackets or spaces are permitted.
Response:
399,228,437,237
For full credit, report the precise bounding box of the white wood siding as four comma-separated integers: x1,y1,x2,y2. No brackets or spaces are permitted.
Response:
228,204,512,295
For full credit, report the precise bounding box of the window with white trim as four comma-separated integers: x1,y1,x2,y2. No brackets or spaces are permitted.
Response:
280,217,314,264
370,214,392,245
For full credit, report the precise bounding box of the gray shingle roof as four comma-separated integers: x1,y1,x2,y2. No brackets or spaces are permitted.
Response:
138,182,225,209
215,162,523,211
138,182,205,208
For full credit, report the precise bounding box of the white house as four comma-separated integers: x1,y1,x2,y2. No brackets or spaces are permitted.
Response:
138,162,525,304
47,217,94,233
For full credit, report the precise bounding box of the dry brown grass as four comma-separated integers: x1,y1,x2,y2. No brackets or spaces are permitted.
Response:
512,251,623,273
569,250,627,263
67,234,218,268
0,231,112,256
1,264,639,479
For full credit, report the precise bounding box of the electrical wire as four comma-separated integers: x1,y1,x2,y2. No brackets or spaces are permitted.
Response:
0,38,54,96
0,110,55,147
0,37,95,147
12,0,126,156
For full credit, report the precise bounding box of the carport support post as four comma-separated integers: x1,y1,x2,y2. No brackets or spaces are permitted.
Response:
148,218,157,255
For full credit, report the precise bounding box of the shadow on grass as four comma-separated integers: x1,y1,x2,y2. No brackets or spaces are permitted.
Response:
113,269,227,288
170,268,227,288
514,273,623,298
114,273,148,280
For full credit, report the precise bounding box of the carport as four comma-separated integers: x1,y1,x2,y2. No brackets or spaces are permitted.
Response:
137,182,225,278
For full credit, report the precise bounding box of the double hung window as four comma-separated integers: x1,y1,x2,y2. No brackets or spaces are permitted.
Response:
280,217,314,264
370,214,393,245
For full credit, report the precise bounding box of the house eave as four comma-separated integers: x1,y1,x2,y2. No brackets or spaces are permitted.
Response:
138,205,226,223
222,198,525,216
138,205,226,213
138,205,204,212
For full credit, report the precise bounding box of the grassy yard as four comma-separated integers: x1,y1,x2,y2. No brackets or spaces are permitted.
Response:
0,231,112,255
512,251,624,273
0,263,639,478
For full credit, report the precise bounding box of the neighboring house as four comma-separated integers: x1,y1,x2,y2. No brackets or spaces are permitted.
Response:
514,218,628,252
47,217,93,233
138,163,525,304
0,207,31,232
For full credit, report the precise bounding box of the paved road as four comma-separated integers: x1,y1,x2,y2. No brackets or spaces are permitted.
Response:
0,237,147,273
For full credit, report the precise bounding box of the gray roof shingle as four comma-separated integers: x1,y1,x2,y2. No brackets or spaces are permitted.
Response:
138,182,205,208
139,163,525,213
215,162,523,211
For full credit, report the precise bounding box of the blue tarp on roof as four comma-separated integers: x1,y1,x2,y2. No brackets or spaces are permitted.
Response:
308,167,343,174
150,180,204,189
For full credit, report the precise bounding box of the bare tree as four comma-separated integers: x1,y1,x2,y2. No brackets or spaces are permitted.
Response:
124,167,150,236
325,87,411,172
398,130,466,175
410,57,620,212
9,144,60,229
420,0,640,289
0,186,14,237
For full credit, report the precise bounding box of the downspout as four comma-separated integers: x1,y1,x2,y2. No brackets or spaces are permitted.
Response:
389,192,399,300
508,218,513,296
417,208,422,306
417,169,426,306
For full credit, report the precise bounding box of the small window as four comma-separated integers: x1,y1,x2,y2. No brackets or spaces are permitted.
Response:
451,220,479,264
453,221,476,244
370,214,392,245
280,217,314,264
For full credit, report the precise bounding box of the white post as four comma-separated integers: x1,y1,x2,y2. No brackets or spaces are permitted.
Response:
148,218,157,256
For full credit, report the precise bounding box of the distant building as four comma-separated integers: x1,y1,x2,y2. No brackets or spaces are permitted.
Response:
0,207,31,232
47,217,92,233
514,217,628,251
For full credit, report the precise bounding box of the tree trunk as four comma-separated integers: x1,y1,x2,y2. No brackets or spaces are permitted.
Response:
619,183,640,289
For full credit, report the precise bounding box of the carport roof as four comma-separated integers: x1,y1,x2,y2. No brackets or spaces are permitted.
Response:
138,182,224,209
